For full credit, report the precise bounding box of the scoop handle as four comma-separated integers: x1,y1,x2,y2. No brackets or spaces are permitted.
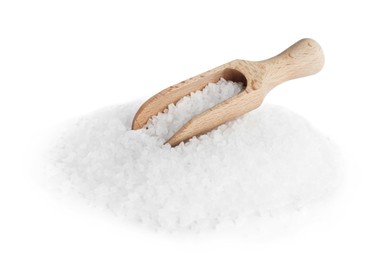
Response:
258,38,324,91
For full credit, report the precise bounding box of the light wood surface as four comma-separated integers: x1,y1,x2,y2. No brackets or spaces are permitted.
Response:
132,38,324,146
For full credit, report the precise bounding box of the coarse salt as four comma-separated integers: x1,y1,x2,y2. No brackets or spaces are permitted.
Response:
47,78,340,232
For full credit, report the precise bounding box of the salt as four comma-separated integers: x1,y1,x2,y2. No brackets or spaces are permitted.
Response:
144,78,243,142
47,78,340,233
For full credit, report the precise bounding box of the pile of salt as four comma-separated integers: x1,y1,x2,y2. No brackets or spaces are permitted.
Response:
47,78,340,232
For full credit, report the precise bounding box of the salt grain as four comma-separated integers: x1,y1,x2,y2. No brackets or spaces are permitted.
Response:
47,78,340,232
144,78,242,142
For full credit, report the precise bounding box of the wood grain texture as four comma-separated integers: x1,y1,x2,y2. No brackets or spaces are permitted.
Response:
132,38,324,146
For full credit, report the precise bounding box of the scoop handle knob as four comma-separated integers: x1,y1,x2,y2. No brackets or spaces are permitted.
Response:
258,38,325,91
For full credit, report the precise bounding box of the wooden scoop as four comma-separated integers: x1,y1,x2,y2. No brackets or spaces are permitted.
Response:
132,38,324,146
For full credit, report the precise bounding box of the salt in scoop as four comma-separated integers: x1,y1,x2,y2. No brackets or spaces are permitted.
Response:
132,38,324,146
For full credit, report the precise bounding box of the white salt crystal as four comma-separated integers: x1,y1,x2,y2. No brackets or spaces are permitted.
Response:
144,78,243,143
47,78,340,233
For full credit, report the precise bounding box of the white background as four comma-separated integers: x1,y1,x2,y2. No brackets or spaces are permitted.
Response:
1,0,390,259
